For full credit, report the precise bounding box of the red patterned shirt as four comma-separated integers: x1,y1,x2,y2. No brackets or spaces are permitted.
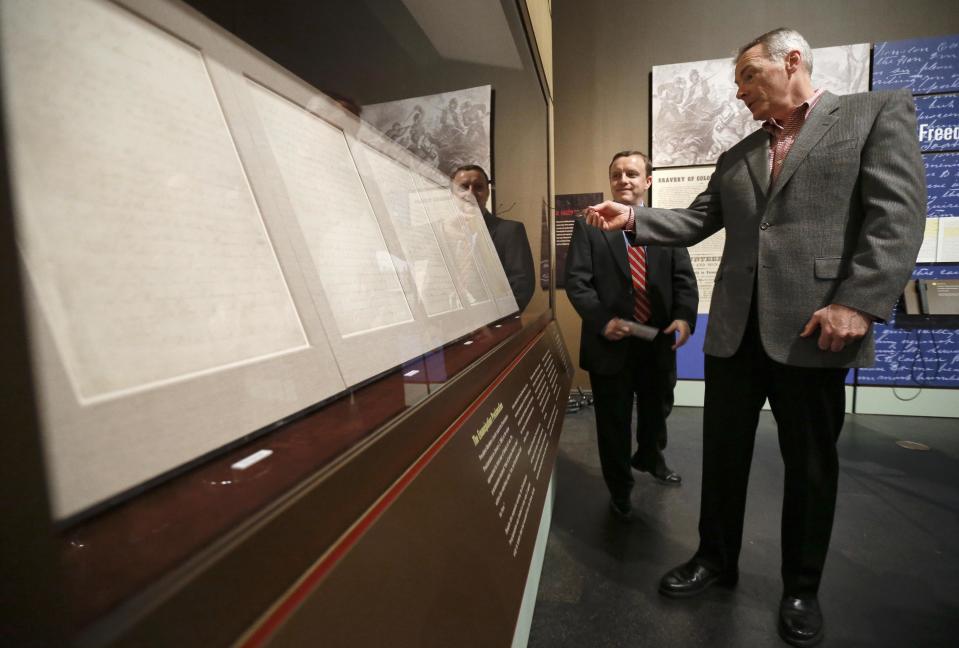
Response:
762,88,825,182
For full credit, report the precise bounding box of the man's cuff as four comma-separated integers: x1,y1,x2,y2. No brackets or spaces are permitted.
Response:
625,206,635,231
831,301,880,321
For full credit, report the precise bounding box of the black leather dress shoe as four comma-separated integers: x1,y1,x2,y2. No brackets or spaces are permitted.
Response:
778,596,823,647
631,455,682,485
609,498,633,522
658,560,737,598
649,465,682,485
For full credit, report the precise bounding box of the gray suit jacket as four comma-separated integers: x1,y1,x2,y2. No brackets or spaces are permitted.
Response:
635,89,926,367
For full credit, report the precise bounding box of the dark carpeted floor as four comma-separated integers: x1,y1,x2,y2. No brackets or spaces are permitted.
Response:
529,405,959,647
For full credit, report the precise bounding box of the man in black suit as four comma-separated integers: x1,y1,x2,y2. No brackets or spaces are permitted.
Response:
451,165,535,311
566,150,698,520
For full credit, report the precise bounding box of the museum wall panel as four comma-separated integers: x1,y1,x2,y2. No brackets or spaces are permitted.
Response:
552,0,959,388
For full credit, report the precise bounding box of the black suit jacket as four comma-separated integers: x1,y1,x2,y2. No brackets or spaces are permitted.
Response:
565,217,698,375
483,210,535,311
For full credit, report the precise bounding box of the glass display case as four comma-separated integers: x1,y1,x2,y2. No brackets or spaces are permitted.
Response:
1,0,558,645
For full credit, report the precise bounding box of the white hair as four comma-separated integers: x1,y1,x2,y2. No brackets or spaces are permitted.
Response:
736,28,813,75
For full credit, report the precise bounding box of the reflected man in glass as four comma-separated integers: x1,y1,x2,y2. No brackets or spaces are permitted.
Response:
451,164,535,311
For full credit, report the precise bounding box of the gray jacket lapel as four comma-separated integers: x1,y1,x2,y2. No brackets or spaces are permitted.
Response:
743,129,770,195
767,91,840,205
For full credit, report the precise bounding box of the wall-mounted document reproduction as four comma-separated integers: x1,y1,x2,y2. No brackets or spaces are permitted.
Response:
872,34,959,94
651,166,720,314
552,193,603,289
925,153,959,217
363,85,492,178
0,0,517,518
859,265,959,388
915,94,959,153
652,44,870,167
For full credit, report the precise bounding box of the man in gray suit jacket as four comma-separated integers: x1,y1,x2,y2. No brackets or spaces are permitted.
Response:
586,28,925,647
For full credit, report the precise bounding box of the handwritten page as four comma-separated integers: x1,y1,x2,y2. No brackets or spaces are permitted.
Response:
924,153,959,217
460,200,515,301
860,324,959,387
1,0,308,402
915,94,959,152
412,177,492,306
248,82,414,337
359,145,463,317
873,35,959,94
858,265,959,387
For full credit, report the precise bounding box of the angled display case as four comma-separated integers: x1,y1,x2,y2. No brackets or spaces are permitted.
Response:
0,1,566,646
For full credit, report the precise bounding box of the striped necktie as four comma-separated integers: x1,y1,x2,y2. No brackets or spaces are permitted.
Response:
627,240,651,323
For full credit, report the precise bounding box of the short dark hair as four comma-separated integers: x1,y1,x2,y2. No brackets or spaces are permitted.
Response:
450,164,491,184
609,150,651,176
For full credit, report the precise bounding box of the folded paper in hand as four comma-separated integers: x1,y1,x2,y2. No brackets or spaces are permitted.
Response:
623,321,659,341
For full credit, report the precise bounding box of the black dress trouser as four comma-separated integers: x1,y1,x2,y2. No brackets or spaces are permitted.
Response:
589,336,674,503
695,319,847,597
